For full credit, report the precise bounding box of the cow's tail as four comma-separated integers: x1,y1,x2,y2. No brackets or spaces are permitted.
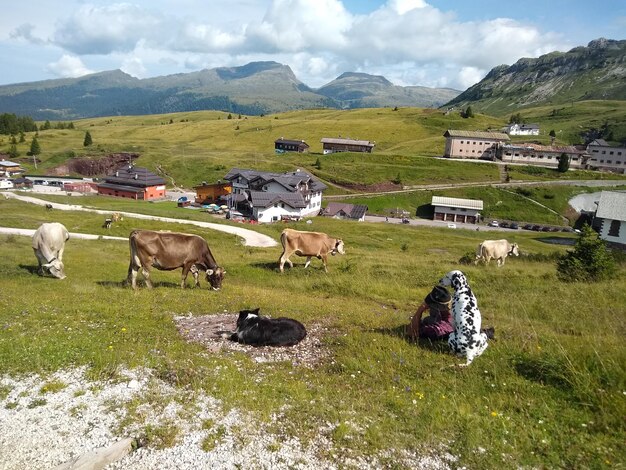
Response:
280,229,288,249
127,231,142,279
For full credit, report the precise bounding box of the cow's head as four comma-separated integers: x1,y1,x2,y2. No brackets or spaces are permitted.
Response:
43,259,66,280
438,269,465,290
206,267,226,291
510,243,520,257
331,239,345,256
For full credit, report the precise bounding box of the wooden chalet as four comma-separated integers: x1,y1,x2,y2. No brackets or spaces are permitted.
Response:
321,138,375,154
0,159,24,177
97,166,166,200
275,138,310,153
194,181,232,205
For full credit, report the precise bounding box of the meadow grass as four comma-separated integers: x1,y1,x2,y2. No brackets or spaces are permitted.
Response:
4,104,624,195
0,197,624,467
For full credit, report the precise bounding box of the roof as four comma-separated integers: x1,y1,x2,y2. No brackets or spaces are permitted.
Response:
249,191,307,209
588,139,609,147
320,138,375,147
324,202,368,219
224,168,327,192
275,139,309,147
97,182,145,193
443,130,510,141
431,196,483,210
508,123,540,130
103,166,166,188
503,143,585,154
0,160,21,167
595,191,626,222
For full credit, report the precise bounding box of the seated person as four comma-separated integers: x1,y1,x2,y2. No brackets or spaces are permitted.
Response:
407,286,453,340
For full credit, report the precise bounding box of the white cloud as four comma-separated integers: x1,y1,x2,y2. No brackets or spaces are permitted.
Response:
121,57,147,78
12,0,572,90
45,55,94,78
389,0,428,15
53,4,164,55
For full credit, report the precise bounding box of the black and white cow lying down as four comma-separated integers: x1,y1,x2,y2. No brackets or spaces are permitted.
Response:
438,270,489,366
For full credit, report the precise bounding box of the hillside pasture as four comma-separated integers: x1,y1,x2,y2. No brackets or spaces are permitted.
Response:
0,197,624,468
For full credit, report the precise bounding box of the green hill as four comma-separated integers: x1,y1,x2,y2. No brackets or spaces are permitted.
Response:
445,38,626,116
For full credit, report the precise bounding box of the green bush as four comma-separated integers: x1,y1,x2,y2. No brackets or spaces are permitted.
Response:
557,224,616,282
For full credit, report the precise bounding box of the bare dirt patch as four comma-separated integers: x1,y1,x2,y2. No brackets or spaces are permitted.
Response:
174,314,333,368
50,153,139,176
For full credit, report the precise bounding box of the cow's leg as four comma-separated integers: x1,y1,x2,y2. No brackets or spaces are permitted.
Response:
497,258,504,268
321,255,328,273
279,250,293,272
190,265,200,287
304,256,312,269
142,267,153,288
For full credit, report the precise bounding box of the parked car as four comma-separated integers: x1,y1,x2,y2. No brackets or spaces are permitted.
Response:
532,225,541,231
488,220,499,227
541,226,551,232
499,222,509,228
561,227,574,233
523,224,533,230
447,222,457,229
550,227,560,232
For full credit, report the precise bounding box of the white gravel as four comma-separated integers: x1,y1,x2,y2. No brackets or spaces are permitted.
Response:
0,367,455,470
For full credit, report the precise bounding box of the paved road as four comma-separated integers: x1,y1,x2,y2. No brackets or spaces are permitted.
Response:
364,215,513,232
1,192,278,248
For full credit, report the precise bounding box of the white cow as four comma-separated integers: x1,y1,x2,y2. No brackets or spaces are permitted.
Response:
475,239,519,267
32,222,70,279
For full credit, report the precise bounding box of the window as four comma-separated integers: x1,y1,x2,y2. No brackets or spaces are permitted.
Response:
608,220,620,237
607,161,612,164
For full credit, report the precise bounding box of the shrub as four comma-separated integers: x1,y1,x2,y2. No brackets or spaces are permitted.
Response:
556,224,616,282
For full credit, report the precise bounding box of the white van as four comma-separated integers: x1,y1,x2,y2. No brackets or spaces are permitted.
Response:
0,179,14,189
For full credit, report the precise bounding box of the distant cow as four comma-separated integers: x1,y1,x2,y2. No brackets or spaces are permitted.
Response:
127,230,225,290
32,222,69,279
475,239,519,267
45,204,53,211
111,212,123,222
103,218,112,229
279,228,345,273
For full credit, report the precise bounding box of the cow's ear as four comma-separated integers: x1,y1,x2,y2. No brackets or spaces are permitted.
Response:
206,269,214,275
42,262,52,269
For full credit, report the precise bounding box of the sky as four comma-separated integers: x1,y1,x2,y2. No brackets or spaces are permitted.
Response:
1,0,624,91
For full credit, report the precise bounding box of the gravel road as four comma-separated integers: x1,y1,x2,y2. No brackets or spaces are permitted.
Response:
1,192,277,247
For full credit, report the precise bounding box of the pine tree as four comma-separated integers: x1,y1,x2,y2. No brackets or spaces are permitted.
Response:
41,120,51,130
83,130,93,147
8,144,19,158
29,136,41,156
557,153,570,172
19,131,25,143
557,224,615,282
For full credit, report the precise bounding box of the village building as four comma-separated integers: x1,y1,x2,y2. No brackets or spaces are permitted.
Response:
9,177,32,190
274,138,310,154
505,123,540,136
321,138,375,154
0,159,24,177
592,191,626,249
322,202,368,222
431,196,483,224
194,181,232,205
586,139,626,174
223,168,326,223
442,130,509,160
97,166,166,200
501,143,588,169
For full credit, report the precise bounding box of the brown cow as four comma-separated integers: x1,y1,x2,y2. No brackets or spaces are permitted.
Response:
279,228,345,273
127,230,225,290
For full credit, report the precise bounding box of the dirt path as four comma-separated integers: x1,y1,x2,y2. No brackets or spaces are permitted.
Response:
1,193,277,248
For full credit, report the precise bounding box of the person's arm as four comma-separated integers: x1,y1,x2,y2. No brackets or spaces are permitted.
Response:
407,303,428,338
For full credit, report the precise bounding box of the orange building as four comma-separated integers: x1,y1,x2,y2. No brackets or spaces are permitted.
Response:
194,181,232,205
97,166,166,200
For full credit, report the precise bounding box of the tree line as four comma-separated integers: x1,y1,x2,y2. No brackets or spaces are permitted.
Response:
0,113,75,135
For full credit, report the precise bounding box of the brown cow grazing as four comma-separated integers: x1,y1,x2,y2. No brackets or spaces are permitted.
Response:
279,228,345,273
127,230,225,290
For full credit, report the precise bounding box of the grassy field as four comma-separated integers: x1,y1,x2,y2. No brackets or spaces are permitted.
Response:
3,103,625,194
1,197,624,468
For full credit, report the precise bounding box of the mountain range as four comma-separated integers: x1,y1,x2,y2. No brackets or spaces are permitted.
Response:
0,62,460,120
445,38,626,115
